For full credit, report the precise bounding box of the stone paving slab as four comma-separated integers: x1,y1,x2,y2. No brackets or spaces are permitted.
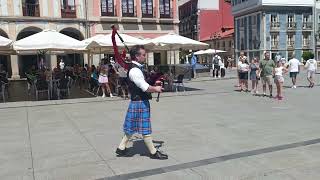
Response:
0,70,320,180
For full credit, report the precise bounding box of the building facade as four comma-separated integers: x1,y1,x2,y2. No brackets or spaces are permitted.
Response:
231,0,315,61
0,0,179,79
178,0,233,41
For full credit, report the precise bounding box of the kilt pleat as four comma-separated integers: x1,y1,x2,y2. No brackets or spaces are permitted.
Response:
123,100,152,135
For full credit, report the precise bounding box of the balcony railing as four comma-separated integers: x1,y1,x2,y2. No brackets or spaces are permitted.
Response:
61,5,77,18
302,22,313,30
270,22,280,30
287,22,297,30
22,3,40,17
287,41,295,48
160,8,173,18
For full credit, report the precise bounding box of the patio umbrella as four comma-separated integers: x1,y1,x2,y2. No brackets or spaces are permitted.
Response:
0,35,13,52
194,50,207,55
13,29,85,52
148,33,209,51
83,33,153,53
148,33,209,65
203,49,226,54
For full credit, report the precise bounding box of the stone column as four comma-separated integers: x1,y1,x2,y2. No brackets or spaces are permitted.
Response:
10,55,20,79
50,55,57,70
147,52,154,66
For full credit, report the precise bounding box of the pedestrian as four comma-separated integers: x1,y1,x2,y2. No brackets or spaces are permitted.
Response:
249,57,260,94
287,54,300,89
304,54,317,88
238,57,249,92
259,52,275,97
98,67,113,98
219,57,226,78
274,61,288,100
116,45,168,160
237,52,246,87
212,54,220,78
59,59,65,70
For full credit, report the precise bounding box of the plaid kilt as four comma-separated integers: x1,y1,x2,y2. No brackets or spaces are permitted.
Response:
123,100,152,135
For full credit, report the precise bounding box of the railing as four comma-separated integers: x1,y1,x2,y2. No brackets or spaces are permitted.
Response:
302,22,313,30
287,41,295,48
287,22,297,29
61,5,77,18
160,8,173,18
22,3,40,17
270,22,280,30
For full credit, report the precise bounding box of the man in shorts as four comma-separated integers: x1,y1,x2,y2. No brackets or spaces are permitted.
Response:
287,54,301,89
259,52,275,97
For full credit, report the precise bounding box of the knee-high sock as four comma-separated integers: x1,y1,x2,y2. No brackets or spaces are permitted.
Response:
143,135,157,154
118,134,132,150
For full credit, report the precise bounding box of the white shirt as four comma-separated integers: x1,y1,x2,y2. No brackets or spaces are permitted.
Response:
59,62,65,69
288,58,300,72
128,61,149,92
239,63,249,72
275,67,284,76
305,59,317,71
219,59,225,69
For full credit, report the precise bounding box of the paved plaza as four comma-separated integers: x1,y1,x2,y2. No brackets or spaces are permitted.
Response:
1,70,320,180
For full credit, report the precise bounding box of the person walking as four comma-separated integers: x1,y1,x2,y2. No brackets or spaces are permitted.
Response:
98,67,113,98
287,54,300,89
274,61,288,100
304,54,317,88
238,57,249,92
212,54,220,78
116,45,168,160
259,52,275,97
249,57,260,94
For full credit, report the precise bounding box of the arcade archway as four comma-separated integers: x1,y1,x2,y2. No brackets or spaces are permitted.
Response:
59,28,84,67
16,26,42,77
0,29,12,77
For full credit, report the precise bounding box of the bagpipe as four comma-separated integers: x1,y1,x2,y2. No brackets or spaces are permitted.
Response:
111,25,166,102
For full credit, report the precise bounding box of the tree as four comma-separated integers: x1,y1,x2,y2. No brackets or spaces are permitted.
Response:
302,51,314,64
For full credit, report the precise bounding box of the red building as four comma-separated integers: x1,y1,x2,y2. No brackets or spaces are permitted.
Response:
179,0,233,42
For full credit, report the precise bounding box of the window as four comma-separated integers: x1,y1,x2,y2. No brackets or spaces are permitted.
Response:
61,0,76,18
287,34,294,47
160,0,171,18
101,0,114,16
288,15,294,22
122,0,135,17
271,14,278,23
22,0,40,17
303,34,310,46
142,0,153,17
271,34,278,48
61,0,75,10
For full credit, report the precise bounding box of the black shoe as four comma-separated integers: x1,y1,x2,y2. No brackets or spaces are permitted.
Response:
150,150,168,160
116,148,128,156
269,94,273,98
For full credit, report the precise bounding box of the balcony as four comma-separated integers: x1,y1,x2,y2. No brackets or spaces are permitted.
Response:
160,8,173,18
302,22,313,30
22,3,40,17
61,5,77,18
287,22,297,30
270,22,280,30
287,41,295,49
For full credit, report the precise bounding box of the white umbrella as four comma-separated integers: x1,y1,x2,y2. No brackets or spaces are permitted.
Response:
203,49,226,54
194,50,207,55
0,35,12,48
13,29,85,52
83,33,152,53
149,33,209,50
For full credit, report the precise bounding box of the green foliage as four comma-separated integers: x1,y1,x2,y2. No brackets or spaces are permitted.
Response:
302,51,314,62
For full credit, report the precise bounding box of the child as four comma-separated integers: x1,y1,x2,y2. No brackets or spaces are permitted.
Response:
274,61,288,100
